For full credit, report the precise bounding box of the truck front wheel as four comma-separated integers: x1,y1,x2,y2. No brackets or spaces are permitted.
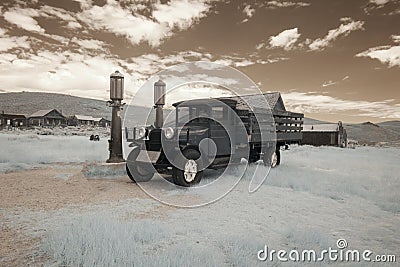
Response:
172,149,203,187
126,164,154,183
126,146,154,183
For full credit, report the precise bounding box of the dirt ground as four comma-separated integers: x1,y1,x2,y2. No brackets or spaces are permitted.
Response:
0,164,149,267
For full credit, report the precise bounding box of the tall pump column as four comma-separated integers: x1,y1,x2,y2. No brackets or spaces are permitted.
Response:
154,79,166,129
107,70,125,163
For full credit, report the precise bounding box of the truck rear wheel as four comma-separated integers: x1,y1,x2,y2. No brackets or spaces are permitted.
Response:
172,149,203,187
263,149,280,168
271,150,281,168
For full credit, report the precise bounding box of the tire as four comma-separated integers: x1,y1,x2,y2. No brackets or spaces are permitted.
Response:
172,149,203,187
263,149,280,168
126,164,153,183
275,149,281,166
126,147,154,183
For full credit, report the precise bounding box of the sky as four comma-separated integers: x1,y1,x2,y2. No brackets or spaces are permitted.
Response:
0,0,399,123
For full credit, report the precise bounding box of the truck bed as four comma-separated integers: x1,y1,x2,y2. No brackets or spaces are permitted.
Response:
273,110,303,143
217,92,304,145
236,108,303,144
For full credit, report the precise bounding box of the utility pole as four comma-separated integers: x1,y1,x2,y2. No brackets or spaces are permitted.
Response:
107,70,125,163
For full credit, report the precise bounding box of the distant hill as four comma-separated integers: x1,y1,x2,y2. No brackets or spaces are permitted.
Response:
303,117,330,125
0,92,112,119
377,120,400,133
0,92,167,126
303,118,400,146
344,123,400,146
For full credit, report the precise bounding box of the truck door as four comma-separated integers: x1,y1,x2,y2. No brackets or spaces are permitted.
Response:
209,106,232,156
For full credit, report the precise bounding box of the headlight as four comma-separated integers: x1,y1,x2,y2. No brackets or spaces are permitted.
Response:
136,127,146,139
164,127,174,139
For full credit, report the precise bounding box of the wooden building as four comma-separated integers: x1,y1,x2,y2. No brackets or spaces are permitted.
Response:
93,117,110,127
301,121,347,147
68,115,110,127
28,109,66,127
0,112,27,129
68,115,95,126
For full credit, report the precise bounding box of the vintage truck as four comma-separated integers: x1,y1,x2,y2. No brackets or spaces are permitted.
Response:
125,81,303,187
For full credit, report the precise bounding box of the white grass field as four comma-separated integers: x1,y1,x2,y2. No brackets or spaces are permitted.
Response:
0,133,399,266
0,134,108,173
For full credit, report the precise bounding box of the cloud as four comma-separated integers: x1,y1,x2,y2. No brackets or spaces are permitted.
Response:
122,51,213,78
71,37,106,50
67,21,82,29
243,5,255,17
309,20,364,51
257,18,364,52
153,0,211,29
322,80,337,87
241,4,255,23
233,59,255,67
0,51,118,99
3,8,45,33
0,39,285,102
255,43,265,50
322,75,350,87
2,6,82,45
0,48,221,100
265,1,310,9
1,1,213,48
392,34,400,43
212,54,287,67
369,0,390,6
0,35,31,52
77,3,167,47
356,45,400,67
388,8,400,15
39,5,82,29
282,92,400,119
76,0,213,47
269,28,301,50
364,0,400,15
0,27,32,51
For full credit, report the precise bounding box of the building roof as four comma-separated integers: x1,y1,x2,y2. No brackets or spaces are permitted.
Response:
75,115,95,121
217,92,285,111
302,124,339,132
172,98,237,108
172,92,286,111
0,113,27,118
29,109,54,118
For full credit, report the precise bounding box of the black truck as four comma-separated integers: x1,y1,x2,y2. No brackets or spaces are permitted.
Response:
125,82,303,187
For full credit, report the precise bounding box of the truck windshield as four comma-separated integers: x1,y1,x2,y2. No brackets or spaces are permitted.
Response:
176,105,210,126
176,106,190,126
